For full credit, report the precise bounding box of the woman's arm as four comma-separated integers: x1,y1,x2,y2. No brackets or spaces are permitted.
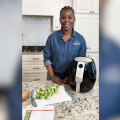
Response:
46,64,54,79
44,35,63,85
46,65,63,85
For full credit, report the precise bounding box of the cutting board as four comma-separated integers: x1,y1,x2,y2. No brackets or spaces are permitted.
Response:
31,86,74,107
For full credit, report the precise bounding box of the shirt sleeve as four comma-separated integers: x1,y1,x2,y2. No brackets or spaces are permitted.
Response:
78,36,86,57
44,35,52,67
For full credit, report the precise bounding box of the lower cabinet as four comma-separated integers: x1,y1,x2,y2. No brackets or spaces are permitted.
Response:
22,76,47,82
22,54,47,82
86,52,99,78
22,53,99,81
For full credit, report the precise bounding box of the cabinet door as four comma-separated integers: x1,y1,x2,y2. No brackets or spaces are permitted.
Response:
22,76,47,82
74,14,91,49
22,55,44,62
92,0,99,13
22,0,55,15
89,15,99,51
86,53,99,78
73,0,93,13
53,0,72,30
22,70,47,74
22,65,46,71
22,73,47,77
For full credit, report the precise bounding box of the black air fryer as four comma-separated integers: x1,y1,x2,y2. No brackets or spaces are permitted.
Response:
69,57,96,93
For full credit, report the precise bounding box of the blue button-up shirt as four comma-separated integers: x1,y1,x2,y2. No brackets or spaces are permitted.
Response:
44,28,86,79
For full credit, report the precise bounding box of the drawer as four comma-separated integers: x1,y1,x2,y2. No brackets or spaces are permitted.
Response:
22,70,47,74
22,76,47,82
22,62,44,65
22,73,47,77
22,55,43,62
22,65,46,71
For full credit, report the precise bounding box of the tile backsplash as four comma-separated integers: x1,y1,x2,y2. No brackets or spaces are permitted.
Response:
22,15,53,46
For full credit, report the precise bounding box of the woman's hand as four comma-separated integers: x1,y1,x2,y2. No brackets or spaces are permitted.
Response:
62,77,69,84
51,76,63,85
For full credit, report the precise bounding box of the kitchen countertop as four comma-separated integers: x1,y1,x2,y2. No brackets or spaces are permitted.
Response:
86,50,99,53
22,51,99,55
22,79,99,120
22,52,43,55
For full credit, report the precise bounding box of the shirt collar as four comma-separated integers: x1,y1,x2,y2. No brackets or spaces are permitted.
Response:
59,28,76,38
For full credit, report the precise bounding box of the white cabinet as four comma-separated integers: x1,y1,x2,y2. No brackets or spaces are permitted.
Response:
22,0,55,16
92,0,99,14
74,14,91,49
86,53,99,78
22,65,46,71
22,54,47,82
89,15,99,51
22,55,44,62
73,0,99,14
75,14,99,51
74,0,92,13
53,0,72,30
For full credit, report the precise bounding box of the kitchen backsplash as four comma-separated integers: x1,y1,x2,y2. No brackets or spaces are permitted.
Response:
22,15,53,46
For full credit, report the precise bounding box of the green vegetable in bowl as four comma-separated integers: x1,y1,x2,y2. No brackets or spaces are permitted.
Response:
46,85,50,89
40,95,44,99
56,86,59,89
50,87,52,91
55,89,58,94
51,88,54,92
53,88,55,92
46,92,49,96
40,89,43,91
36,89,40,93
44,93,47,98
41,87,45,91
34,85,60,100
49,92,53,97
35,94,40,99
35,93,40,96
46,96,50,100
47,88,51,93
40,91,45,96
51,92,54,96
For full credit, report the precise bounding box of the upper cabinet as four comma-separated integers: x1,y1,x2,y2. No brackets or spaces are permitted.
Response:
22,0,55,16
73,0,99,51
74,14,99,51
53,0,72,31
74,14,91,50
73,0,99,14
92,0,99,14
89,15,99,51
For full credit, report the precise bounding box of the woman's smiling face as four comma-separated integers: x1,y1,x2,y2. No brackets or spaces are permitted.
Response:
60,9,75,31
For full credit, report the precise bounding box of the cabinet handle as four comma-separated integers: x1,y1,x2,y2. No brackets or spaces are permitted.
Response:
93,11,94,13
33,58,39,60
34,79,40,81
90,11,92,13
33,68,40,69
86,46,90,49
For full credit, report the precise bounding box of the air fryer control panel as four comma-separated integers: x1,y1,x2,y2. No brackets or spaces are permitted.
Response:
75,61,85,93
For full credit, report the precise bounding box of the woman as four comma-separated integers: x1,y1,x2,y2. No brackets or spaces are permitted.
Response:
44,6,86,85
